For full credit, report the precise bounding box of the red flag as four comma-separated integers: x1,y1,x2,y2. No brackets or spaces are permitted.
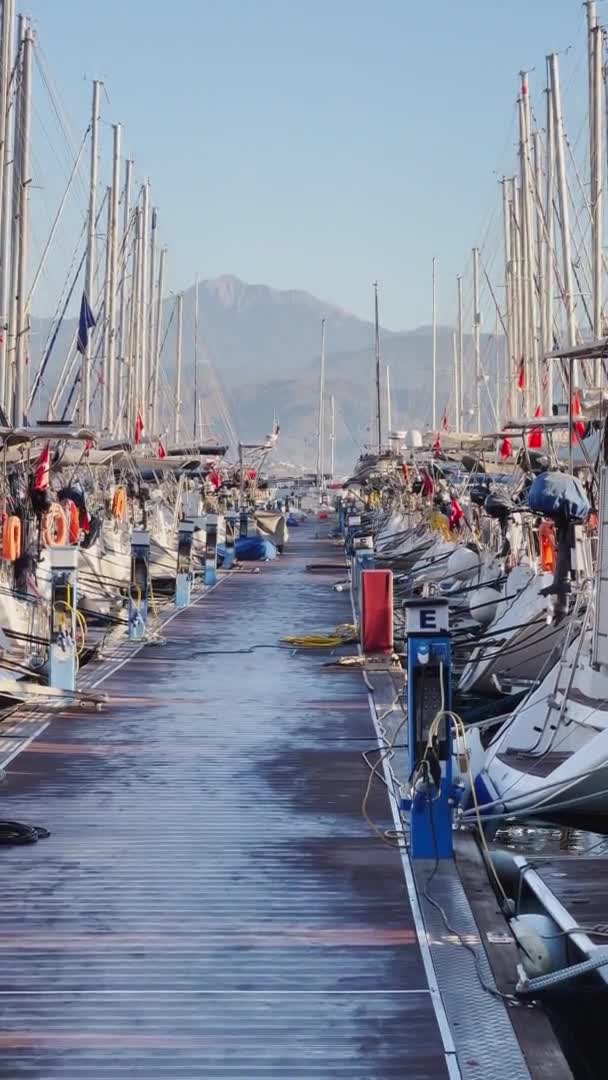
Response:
517,358,526,391
421,469,434,497
572,390,585,441
134,409,144,446
499,436,513,460
157,437,167,459
84,437,95,453
441,408,449,431
528,405,543,449
449,498,464,530
208,468,222,489
432,433,441,454
33,443,51,491
402,463,410,483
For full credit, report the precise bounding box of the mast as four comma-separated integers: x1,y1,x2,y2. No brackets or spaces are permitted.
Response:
549,53,578,369
590,7,604,366
329,393,335,479
457,274,464,431
544,81,555,412
472,246,481,433
533,130,547,408
0,0,14,413
82,79,101,426
192,272,199,441
101,187,111,428
501,178,514,418
452,330,458,431
316,316,326,487
147,204,157,420
117,157,132,436
151,244,165,433
106,122,120,432
519,73,538,413
13,21,32,426
6,13,23,416
373,280,381,451
431,256,437,430
386,363,392,436
510,178,522,413
140,180,150,423
129,205,142,432
174,291,183,444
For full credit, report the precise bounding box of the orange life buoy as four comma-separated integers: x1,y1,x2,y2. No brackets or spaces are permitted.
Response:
112,486,127,522
2,515,21,561
62,499,80,544
43,504,68,547
538,518,556,573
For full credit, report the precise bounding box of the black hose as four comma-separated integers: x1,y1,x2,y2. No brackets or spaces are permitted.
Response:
0,821,50,844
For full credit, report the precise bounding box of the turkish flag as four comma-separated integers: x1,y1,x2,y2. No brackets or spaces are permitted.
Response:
441,408,449,431
33,443,51,491
449,498,464,530
572,390,586,441
157,438,167,459
134,409,144,445
528,405,543,449
432,434,441,454
517,358,526,390
499,437,513,460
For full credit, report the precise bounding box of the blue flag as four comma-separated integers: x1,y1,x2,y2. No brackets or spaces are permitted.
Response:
76,291,96,355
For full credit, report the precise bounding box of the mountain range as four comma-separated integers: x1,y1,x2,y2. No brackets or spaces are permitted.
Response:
29,274,499,471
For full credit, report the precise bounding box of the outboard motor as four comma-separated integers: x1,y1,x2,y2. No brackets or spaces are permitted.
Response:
528,471,591,620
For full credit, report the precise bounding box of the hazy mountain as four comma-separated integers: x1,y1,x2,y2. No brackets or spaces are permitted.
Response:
27,274,496,471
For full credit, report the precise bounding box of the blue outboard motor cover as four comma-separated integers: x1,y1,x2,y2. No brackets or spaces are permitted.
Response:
528,471,590,522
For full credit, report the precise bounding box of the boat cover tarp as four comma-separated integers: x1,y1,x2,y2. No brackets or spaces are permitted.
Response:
255,512,288,547
218,537,278,561
528,471,590,522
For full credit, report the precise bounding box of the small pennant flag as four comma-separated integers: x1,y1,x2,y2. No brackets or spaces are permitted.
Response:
33,443,51,491
441,408,449,431
76,291,96,355
84,438,95,453
528,405,543,449
449,497,464,531
134,408,144,446
517,358,526,391
432,433,442,454
499,436,513,460
157,437,167,459
572,390,585,441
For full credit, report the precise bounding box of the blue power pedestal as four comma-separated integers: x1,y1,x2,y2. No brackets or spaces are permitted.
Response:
205,514,219,587
344,513,361,556
404,597,453,860
129,529,150,641
175,520,195,608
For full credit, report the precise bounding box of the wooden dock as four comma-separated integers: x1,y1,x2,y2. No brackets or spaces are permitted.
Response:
0,522,570,1078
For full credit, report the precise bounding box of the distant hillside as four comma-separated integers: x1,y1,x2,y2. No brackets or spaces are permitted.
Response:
27,274,499,470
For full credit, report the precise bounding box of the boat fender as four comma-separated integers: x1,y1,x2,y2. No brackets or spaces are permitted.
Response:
62,499,80,545
510,914,568,978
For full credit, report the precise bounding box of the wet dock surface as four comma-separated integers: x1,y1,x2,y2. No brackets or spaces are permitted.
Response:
0,523,450,1078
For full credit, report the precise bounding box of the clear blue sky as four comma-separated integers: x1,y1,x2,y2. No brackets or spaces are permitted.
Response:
26,0,588,329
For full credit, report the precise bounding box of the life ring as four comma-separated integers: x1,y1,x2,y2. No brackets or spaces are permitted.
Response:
538,518,556,573
62,499,80,544
112,486,127,522
2,515,21,561
43,504,68,547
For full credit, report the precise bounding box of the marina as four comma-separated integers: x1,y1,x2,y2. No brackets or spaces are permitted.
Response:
1,0,608,1077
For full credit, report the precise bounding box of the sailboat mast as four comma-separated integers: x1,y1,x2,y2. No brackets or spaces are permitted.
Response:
82,79,101,426
316,316,326,487
117,157,133,436
386,364,392,436
329,393,335,479
193,273,199,441
589,5,604,365
174,291,183,444
101,188,112,428
472,246,481,433
140,180,150,423
13,22,32,426
431,256,437,430
457,274,464,431
106,122,121,432
0,0,14,415
373,281,381,451
501,178,514,417
549,53,578,369
151,244,165,433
